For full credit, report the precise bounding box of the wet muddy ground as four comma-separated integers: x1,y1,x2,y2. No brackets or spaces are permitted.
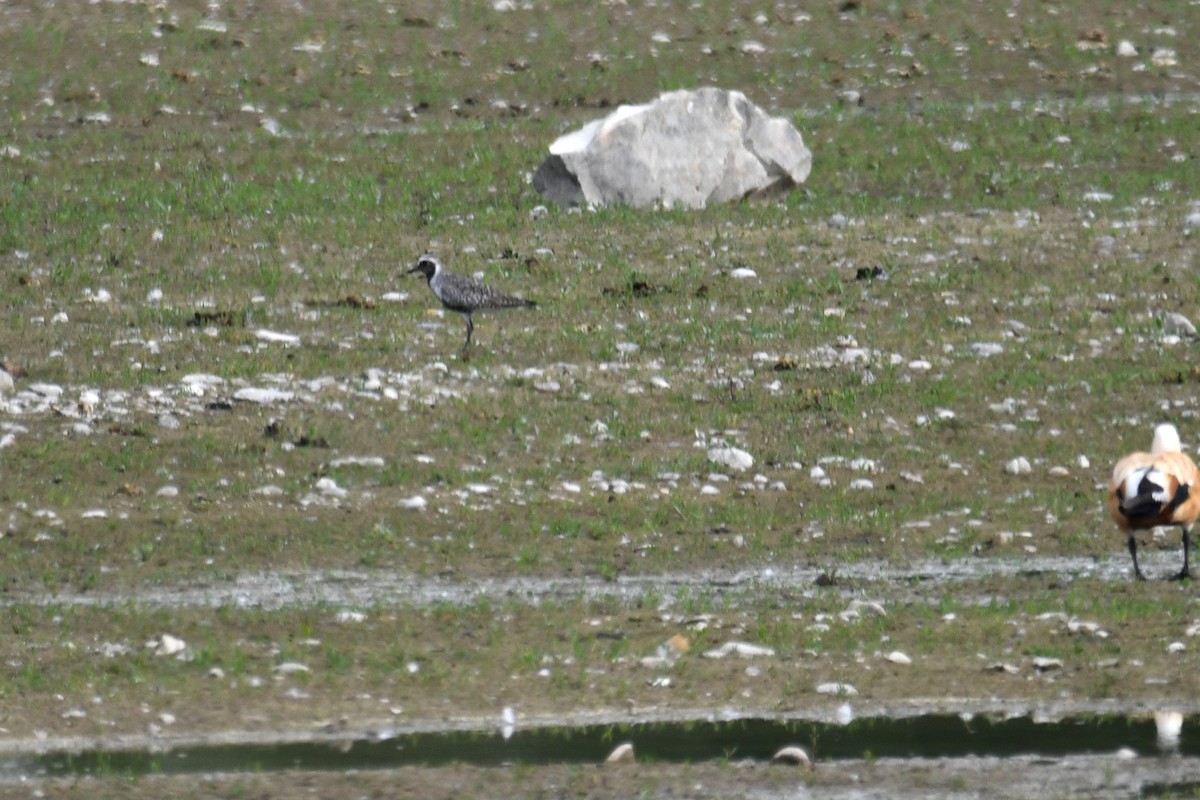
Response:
5,558,1200,798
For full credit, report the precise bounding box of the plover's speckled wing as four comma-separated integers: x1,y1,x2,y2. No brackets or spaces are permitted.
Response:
408,254,536,352
433,269,536,315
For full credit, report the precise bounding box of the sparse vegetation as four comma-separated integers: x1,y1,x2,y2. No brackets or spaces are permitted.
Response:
1,0,1199,796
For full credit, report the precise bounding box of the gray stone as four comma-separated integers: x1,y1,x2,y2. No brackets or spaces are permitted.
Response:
531,155,584,206
534,87,811,209
1163,311,1196,337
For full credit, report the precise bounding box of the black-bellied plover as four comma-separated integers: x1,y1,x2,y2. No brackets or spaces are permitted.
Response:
408,254,536,353
1108,423,1200,581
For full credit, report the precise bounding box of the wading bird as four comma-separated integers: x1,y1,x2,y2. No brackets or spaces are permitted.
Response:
1108,423,1200,581
408,254,536,355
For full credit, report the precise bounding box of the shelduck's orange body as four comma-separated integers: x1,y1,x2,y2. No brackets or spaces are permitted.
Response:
1108,424,1200,581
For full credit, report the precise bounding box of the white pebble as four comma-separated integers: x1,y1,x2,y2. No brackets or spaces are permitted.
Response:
273,662,310,675
315,478,347,498
815,682,858,696
702,641,776,659
1005,457,1032,475
148,634,186,657
970,342,1004,357
255,329,301,345
771,745,810,766
605,742,635,764
1151,48,1177,67
708,446,754,472
233,387,295,404
1163,312,1196,337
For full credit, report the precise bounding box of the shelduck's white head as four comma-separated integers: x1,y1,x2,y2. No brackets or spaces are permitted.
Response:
1151,423,1183,456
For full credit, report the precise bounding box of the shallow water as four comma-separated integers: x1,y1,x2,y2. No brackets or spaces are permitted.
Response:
12,712,1189,779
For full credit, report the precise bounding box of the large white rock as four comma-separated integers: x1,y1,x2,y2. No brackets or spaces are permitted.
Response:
534,87,811,208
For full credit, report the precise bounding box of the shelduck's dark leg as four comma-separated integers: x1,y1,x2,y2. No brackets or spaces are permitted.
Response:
1128,535,1146,582
1170,526,1192,581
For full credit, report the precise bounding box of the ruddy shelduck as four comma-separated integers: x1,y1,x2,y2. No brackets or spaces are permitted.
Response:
1108,423,1200,581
